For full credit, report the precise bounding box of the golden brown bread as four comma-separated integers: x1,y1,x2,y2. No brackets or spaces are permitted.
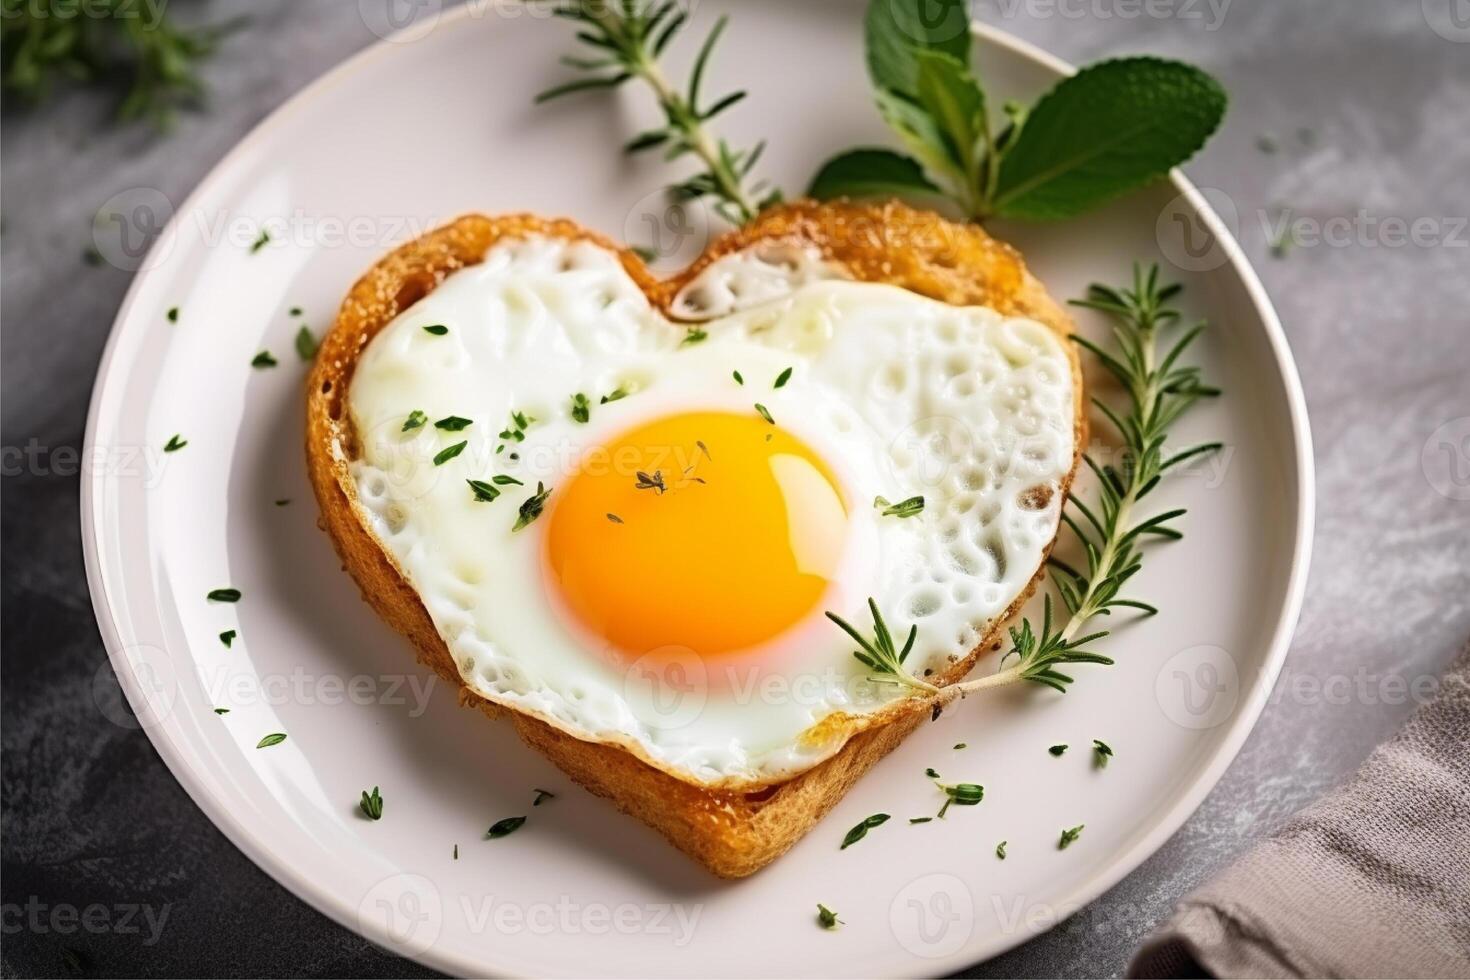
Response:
305,199,1084,878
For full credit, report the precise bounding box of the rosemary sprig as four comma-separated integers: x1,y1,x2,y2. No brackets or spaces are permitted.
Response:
538,0,778,225
827,265,1219,700
1,1,239,129
826,599,939,695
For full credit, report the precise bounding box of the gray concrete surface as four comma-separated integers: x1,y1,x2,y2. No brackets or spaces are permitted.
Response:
3,1,1468,976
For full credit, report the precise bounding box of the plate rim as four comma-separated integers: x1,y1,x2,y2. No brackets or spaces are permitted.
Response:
80,7,1316,976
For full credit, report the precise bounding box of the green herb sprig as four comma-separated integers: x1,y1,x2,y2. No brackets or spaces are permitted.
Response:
1,1,239,129
826,599,938,696
538,0,778,225
809,0,1226,222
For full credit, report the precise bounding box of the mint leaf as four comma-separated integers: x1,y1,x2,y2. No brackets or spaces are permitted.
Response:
874,88,962,188
992,58,1226,221
865,0,971,98
915,49,986,175
808,149,939,201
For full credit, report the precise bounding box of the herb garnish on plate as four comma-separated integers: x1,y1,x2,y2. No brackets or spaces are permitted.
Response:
538,2,779,224
809,0,1227,222
360,786,384,820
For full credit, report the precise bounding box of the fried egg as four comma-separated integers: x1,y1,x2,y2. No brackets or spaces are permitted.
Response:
346,236,1075,786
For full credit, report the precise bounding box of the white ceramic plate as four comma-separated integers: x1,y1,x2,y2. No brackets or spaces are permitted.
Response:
82,2,1312,976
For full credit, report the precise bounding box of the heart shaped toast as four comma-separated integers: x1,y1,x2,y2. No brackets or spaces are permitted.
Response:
306,199,1082,878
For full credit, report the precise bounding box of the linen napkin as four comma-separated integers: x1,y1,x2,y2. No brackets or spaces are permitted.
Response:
1130,640,1470,979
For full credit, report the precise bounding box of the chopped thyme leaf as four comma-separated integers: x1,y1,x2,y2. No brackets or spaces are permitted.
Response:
289,306,303,317
402,410,427,431
213,708,230,715
487,816,526,839
251,350,278,369
532,788,555,806
1049,744,1068,756
207,588,241,603
492,475,524,486
453,844,459,860
840,813,890,849
909,817,932,825
571,393,591,424
422,324,449,336
600,387,629,405
631,245,659,263
433,441,468,466
274,499,290,506
360,786,384,820
250,230,270,254
754,403,774,425
163,434,187,452
256,733,287,748
512,483,552,532
467,480,501,503
774,367,793,388
996,840,1007,860
606,513,624,524
816,904,842,930
875,495,925,519
696,440,712,461
1093,739,1113,768
1058,825,1084,850
219,629,236,648
434,415,474,431
499,410,535,442
924,767,940,779
954,743,967,750
680,327,708,347
83,246,103,266
935,781,984,818
295,326,318,361
166,306,179,323
732,370,743,385
635,470,667,493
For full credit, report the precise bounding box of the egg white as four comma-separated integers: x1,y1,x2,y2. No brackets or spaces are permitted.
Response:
346,235,1075,786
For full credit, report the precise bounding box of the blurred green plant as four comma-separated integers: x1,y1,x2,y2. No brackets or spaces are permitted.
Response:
1,0,236,128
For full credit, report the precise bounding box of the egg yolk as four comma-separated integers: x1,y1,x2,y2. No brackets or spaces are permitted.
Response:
545,411,848,660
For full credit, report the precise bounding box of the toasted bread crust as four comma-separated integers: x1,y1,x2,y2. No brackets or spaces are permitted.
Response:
306,200,1083,878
